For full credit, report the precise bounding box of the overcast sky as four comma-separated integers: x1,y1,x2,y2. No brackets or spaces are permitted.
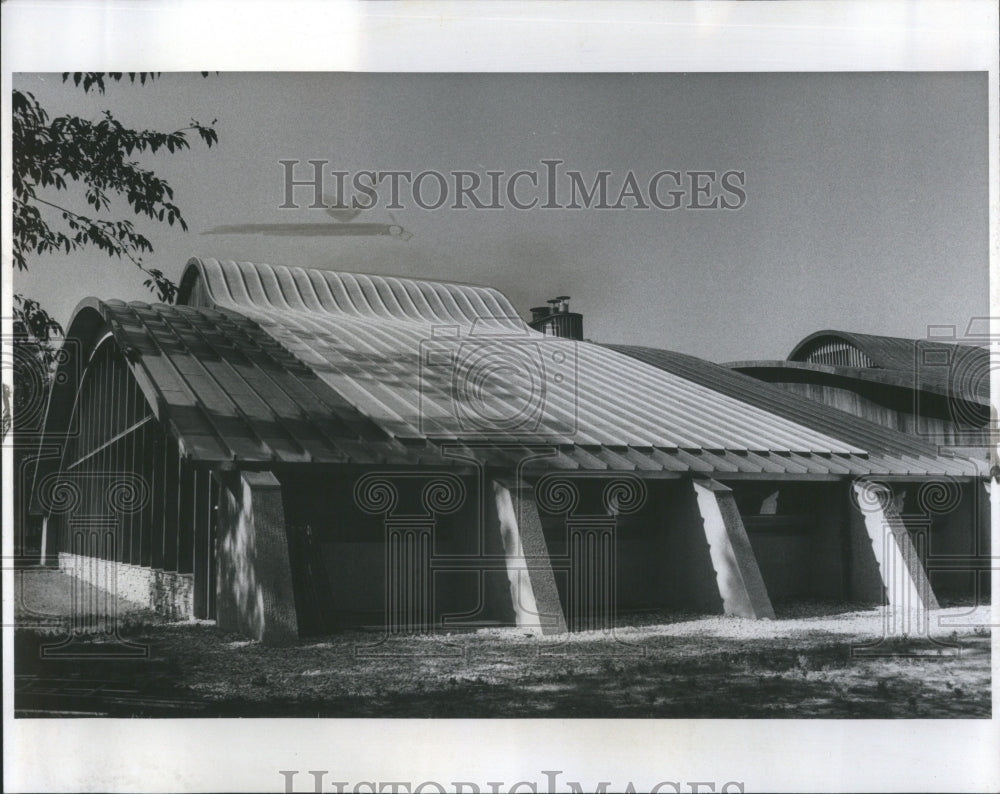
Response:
13,71,989,362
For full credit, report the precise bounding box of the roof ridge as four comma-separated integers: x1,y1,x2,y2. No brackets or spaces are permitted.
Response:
181,257,530,329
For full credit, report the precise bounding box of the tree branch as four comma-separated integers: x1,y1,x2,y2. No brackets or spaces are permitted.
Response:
27,195,177,301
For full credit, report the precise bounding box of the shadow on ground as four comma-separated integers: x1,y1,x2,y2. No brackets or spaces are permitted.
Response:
15,624,991,718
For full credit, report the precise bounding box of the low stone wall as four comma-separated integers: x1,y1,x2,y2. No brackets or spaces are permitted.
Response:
57,552,195,620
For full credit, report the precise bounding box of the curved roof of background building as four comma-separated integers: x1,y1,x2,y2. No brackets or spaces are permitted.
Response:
34,260,985,478
788,329,986,370
726,328,989,405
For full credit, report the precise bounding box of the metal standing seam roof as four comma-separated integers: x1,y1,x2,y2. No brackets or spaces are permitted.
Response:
181,258,871,444
605,345,985,478
48,258,983,477
88,300,429,465
165,257,976,476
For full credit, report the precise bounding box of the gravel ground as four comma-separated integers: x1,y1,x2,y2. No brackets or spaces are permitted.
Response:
13,568,993,718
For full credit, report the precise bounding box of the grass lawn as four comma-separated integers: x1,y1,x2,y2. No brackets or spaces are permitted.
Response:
13,568,992,718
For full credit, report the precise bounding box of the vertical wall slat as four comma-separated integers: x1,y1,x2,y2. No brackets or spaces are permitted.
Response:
116,356,133,563
126,362,138,565
112,349,124,564
87,348,102,549
175,453,187,572
111,352,122,562
45,333,222,619
193,468,212,618
149,434,166,569
208,474,218,619
99,345,111,557
191,468,199,576
93,345,104,555
177,459,195,574
162,439,180,572
82,348,96,534
140,419,152,567
127,354,138,564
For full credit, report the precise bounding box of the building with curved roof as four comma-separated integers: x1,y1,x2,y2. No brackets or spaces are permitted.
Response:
726,328,991,452
27,261,989,642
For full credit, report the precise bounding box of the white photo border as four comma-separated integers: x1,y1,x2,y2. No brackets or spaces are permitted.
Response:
2,1,998,792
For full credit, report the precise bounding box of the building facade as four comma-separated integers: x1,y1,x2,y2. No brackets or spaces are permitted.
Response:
29,260,989,643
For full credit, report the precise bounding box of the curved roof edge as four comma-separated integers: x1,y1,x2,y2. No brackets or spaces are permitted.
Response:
788,329,882,363
786,330,988,397
27,300,141,515
32,299,186,478
177,256,529,328
35,298,125,441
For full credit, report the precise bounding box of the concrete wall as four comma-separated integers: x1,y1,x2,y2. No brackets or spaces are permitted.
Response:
661,480,726,613
534,478,724,616
538,477,774,618
615,496,670,609
745,530,814,601
292,473,772,628
58,551,194,619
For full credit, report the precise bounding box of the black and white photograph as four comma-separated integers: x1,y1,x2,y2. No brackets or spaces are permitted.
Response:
3,2,998,792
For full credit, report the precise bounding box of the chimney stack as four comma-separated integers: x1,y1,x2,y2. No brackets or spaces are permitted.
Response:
527,296,583,340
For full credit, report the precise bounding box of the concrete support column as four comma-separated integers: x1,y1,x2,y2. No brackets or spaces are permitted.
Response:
850,481,939,612
845,484,886,602
492,479,567,635
216,470,298,645
689,478,775,619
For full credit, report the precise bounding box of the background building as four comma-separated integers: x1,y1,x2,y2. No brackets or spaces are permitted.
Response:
726,329,992,456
